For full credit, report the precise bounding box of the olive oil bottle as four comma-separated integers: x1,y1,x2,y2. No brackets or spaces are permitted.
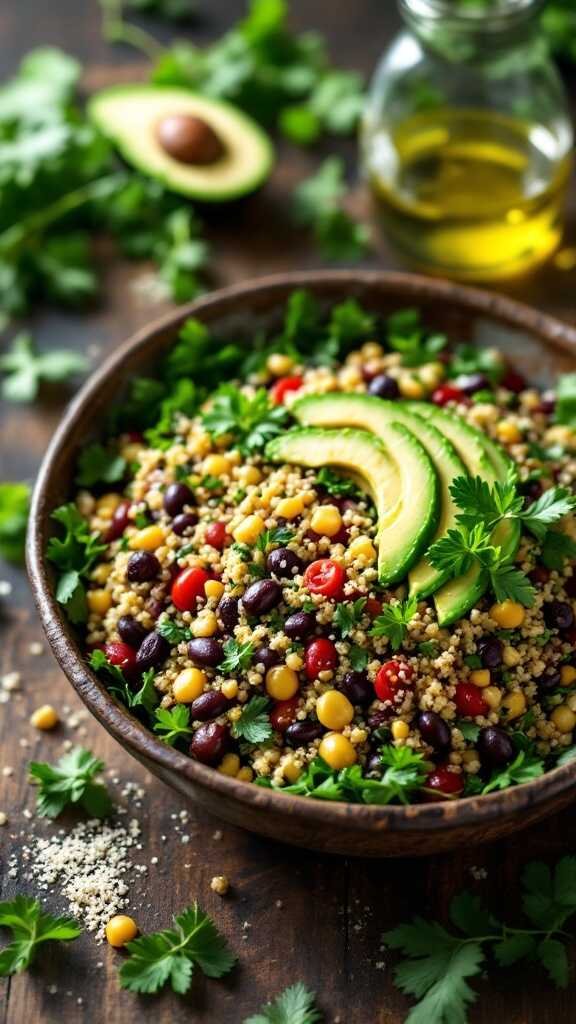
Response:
362,0,573,281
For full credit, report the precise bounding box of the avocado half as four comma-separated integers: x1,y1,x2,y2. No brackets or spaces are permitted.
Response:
88,85,274,202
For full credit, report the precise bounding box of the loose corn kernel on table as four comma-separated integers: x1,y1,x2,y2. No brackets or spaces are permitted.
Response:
2,1,576,1022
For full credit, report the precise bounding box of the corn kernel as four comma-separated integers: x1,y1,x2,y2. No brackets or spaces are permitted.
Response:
265,665,300,700
96,493,122,516
205,579,225,601
121,442,143,462
489,600,525,629
87,589,112,616
236,766,254,782
275,495,305,519
361,341,384,359
496,421,522,444
310,504,343,538
267,352,294,376
483,686,502,710
316,690,354,731
218,753,241,776
551,704,576,734
545,425,576,449
130,525,165,551
259,483,282,508
203,454,231,477
319,733,357,770
470,669,490,688
347,535,377,563
286,651,304,671
282,758,301,783
391,720,410,740
221,679,239,700
567,693,576,713
419,361,445,389
173,668,206,703
233,514,265,545
238,465,262,486
30,705,59,731
105,915,138,948
192,610,218,638
502,690,526,720
503,645,521,668
561,665,576,687
91,563,113,584
399,373,425,399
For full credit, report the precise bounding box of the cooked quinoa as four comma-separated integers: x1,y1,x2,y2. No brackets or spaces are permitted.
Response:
50,294,576,804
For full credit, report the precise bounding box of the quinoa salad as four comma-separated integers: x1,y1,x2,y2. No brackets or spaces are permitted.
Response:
47,291,576,804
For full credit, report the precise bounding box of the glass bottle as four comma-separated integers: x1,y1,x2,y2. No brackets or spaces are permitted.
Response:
361,0,573,281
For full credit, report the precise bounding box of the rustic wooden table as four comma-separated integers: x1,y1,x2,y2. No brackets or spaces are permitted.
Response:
2,2,576,1021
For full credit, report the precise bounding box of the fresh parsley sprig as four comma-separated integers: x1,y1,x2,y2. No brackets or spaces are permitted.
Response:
202,385,288,455
316,466,361,498
46,503,107,623
385,856,576,1023
157,617,193,645
370,596,418,651
89,650,159,715
0,333,88,403
244,981,322,1024
451,473,576,541
333,597,367,638
428,523,536,608
119,902,236,994
153,705,192,746
220,638,255,674
0,481,30,563
386,308,447,368
28,747,113,819
75,442,126,487
0,896,81,976
255,526,295,554
232,696,273,745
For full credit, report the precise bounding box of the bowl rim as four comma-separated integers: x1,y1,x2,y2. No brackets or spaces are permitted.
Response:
27,268,576,836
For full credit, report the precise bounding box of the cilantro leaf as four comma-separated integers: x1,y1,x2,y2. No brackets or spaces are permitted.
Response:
386,308,447,368
541,529,576,570
220,638,255,674
89,651,158,716
274,747,427,806
232,696,273,745
0,481,30,563
450,474,522,529
316,466,361,498
0,896,81,976
370,596,418,651
488,564,536,607
0,333,87,402
157,618,193,645
202,385,288,454
75,443,126,487
255,526,295,553
448,343,505,385
482,748,544,794
519,487,576,542
46,503,107,623
428,522,497,578
333,597,367,638
293,158,370,262
555,373,576,427
244,981,322,1024
153,706,192,746
348,644,369,671
28,746,113,819
119,902,235,994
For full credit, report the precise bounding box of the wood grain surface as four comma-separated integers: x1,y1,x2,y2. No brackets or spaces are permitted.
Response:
1,2,576,1021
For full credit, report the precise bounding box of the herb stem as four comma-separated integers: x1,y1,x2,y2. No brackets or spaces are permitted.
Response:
99,0,165,61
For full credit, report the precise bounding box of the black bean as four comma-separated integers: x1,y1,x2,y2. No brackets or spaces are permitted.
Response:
284,611,315,640
539,393,556,415
538,669,561,692
544,600,574,632
172,512,197,536
105,501,130,542
285,721,324,747
367,710,390,731
417,710,451,750
476,636,503,669
189,691,230,721
477,726,515,767
217,596,239,632
365,753,383,777
188,637,223,668
190,723,230,765
136,631,170,670
253,646,280,672
164,482,194,517
267,548,304,579
338,671,373,706
368,374,400,400
454,373,489,395
242,578,282,616
117,615,148,648
127,551,160,583
146,596,165,620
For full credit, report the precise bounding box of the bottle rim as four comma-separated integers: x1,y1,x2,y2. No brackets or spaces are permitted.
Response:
399,0,546,32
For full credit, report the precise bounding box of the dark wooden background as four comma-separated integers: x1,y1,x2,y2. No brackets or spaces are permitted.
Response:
2,2,576,1021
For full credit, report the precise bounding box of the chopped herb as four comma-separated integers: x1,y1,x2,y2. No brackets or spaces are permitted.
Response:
417,640,440,659
0,481,30,563
89,651,158,715
456,721,480,742
269,746,428,805
386,308,447,368
370,596,418,651
28,746,113,819
0,896,81,976
0,333,88,402
75,443,126,487
482,748,545,794
157,618,193,645
541,529,576,571
555,373,576,427
464,654,482,669
316,466,361,498
153,705,192,746
202,385,288,455
244,981,322,1024
448,342,505,384
333,597,367,638
231,696,273,745
255,526,295,553
46,503,107,623
348,644,369,671
220,638,255,674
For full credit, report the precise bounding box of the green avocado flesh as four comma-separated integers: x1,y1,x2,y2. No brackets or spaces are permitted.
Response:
293,393,465,598
88,85,274,202
266,426,438,586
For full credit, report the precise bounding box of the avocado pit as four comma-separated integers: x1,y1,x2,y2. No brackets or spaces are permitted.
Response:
156,113,226,166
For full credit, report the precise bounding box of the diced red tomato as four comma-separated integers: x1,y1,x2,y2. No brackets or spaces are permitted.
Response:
305,637,338,680
432,385,466,407
171,566,210,612
270,697,300,732
104,642,137,673
303,559,345,599
454,682,488,717
270,376,303,405
502,369,526,393
374,660,414,702
205,521,227,549
424,767,464,799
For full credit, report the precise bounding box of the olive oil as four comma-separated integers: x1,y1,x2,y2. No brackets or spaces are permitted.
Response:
367,109,572,280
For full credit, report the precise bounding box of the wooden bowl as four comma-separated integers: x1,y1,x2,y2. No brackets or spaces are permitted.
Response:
27,270,576,857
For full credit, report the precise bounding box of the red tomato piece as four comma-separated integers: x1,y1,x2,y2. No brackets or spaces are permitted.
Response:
104,642,137,673
303,559,345,599
365,597,383,617
270,697,300,733
502,369,526,393
454,682,488,717
424,767,464,799
205,521,227,549
374,660,414,702
270,376,304,405
432,385,467,407
305,637,338,680
171,566,210,612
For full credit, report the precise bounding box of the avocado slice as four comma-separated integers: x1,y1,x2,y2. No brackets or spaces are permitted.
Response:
406,402,521,625
266,426,439,586
293,392,465,598
88,85,274,202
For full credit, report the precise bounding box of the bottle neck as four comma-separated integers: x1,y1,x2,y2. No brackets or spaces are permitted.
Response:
398,0,545,58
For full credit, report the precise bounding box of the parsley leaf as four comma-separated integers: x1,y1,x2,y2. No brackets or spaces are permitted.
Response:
0,896,81,976
153,706,192,746
255,526,295,553
157,618,193,645
46,503,107,623
0,333,88,402
28,746,113,819
232,696,272,745
448,343,505,384
0,481,30,563
555,373,576,427
333,597,367,638
488,563,537,607
520,487,576,542
386,308,447,368
244,981,322,1024
348,644,369,671
541,529,576,570
293,158,370,262
482,748,545,794
75,443,126,487
370,596,418,651
316,466,361,498
428,522,498,578
272,746,427,806
220,638,255,674
202,385,288,454
89,650,158,716
119,902,236,994
450,474,522,529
